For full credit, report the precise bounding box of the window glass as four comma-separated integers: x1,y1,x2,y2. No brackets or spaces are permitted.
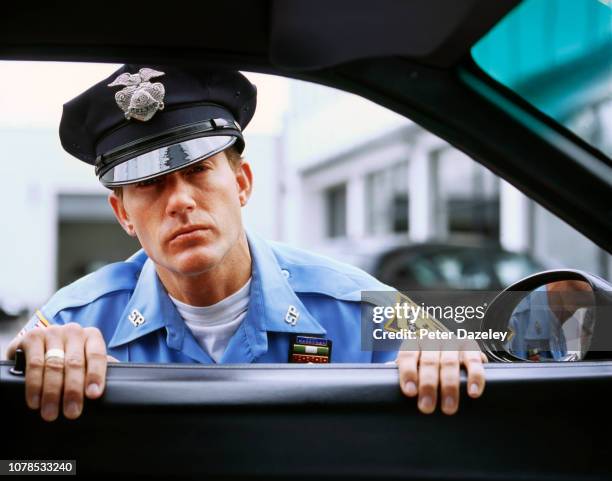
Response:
0,61,610,359
472,0,612,157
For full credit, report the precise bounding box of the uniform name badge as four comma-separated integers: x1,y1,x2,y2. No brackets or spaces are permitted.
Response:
288,335,332,364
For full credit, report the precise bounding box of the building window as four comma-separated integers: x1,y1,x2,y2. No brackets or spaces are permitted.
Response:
439,150,500,240
325,184,347,238
365,161,409,235
57,194,141,288
447,198,500,238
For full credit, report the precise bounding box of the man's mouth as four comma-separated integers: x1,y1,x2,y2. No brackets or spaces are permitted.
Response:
168,225,209,243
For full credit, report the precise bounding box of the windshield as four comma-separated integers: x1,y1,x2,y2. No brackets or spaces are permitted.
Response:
472,0,612,157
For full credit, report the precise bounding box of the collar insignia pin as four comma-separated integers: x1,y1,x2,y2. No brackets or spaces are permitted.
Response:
128,309,145,327
285,305,299,327
535,319,542,335
108,68,166,121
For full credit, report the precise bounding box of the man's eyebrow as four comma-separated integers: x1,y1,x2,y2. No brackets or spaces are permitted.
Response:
194,156,214,165
190,158,211,168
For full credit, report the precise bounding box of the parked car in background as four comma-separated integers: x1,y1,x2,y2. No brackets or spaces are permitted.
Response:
327,240,546,291
370,242,546,291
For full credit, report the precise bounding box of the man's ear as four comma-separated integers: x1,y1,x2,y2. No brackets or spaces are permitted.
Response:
236,161,253,207
108,192,136,237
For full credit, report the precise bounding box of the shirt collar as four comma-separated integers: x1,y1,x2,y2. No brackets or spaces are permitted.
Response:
243,230,326,336
107,230,326,350
108,258,186,349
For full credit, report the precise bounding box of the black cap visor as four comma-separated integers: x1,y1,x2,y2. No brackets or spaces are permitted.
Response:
96,118,242,187
99,135,237,187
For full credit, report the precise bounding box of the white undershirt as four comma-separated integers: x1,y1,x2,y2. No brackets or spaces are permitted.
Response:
561,307,593,358
169,278,251,363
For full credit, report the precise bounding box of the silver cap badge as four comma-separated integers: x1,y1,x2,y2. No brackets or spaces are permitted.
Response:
108,68,166,122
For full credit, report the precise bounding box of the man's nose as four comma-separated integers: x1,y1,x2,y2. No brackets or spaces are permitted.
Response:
165,176,197,216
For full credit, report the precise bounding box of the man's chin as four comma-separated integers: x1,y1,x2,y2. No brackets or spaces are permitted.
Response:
167,247,222,276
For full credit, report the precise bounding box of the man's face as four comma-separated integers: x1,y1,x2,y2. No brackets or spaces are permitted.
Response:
109,150,252,276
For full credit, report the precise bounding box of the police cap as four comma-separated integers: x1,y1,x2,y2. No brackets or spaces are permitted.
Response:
60,65,257,187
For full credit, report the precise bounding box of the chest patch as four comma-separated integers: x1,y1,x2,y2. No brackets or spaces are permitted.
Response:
288,335,332,363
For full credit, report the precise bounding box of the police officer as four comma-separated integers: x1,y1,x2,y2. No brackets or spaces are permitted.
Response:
6,65,486,421
507,282,595,361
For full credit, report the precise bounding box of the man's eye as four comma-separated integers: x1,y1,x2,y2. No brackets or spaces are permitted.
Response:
186,164,208,175
136,177,161,187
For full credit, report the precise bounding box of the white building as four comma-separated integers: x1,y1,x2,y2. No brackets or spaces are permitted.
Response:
279,80,611,279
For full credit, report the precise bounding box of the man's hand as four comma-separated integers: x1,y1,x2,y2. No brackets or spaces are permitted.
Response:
6,323,112,422
396,346,487,415
545,280,593,325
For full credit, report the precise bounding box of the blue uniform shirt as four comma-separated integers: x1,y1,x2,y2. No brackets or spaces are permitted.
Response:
507,287,595,361
22,232,397,364
507,288,567,361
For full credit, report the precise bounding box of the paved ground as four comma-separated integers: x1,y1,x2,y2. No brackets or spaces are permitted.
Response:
0,317,26,360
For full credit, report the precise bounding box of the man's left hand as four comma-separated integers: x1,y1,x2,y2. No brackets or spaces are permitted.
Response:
396,348,487,415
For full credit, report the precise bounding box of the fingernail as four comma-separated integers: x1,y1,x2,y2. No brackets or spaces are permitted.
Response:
86,383,100,397
443,396,455,411
419,395,433,411
469,383,479,396
404,381,417,396
41,403,57,421
30,395,40,409
66,401,80,418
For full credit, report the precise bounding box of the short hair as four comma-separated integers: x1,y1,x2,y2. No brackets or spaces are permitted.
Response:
225,144,243,170
112,145,243,197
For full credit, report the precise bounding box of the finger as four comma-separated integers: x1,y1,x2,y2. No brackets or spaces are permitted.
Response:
458,338,488,364
6,336,22,360
417,349,440,414
84,327,108,399
397,349,420,397
21,330,45,410
40,327,65,422
439,351,460,415
462,350,486,398
62,324,86,420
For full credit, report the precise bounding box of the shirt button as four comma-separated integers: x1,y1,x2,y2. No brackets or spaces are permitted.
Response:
281,269,290,279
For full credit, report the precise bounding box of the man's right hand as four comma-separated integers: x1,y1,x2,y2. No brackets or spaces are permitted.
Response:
6,323,111,422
